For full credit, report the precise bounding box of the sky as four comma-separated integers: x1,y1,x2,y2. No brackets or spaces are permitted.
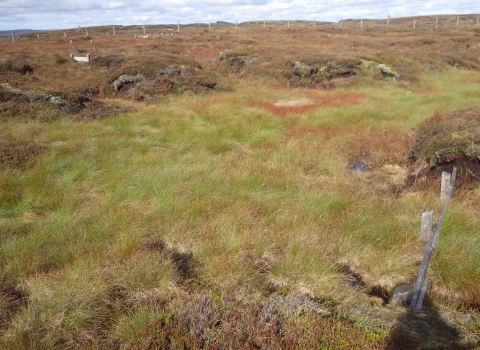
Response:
0,0,478,31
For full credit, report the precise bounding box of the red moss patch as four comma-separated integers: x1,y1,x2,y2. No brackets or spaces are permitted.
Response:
254,93,364,117
415,88,440,94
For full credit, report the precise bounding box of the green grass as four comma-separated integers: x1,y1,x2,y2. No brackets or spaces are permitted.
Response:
1,49,480,347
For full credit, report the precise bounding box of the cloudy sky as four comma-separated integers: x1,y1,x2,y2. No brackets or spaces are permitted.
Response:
0,0,478,30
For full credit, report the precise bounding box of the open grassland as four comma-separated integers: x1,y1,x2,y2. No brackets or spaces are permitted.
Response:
1,19,480,348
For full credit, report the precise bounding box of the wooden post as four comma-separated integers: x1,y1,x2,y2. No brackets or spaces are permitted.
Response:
236,20,238,29
12,32,14,42
113,25,116,35
441,171,451,200
288,19,290,28
415,280,428,311
457,15,459,26
420,211,433,239
360,19,363,28
209,21,211,30
340,17,342,28
314,18,316,28
177,21,180,32
477,17,479,26
413,19,416,29
64,32,66,37
86,29,88,36
264,20,266,28
387,15,390,26
143,25,145,34
411,167,456,311
436,16,438,29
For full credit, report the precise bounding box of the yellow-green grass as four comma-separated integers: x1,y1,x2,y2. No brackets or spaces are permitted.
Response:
1,64,480,347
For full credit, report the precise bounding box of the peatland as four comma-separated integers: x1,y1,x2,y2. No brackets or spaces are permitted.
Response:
1,15,480,349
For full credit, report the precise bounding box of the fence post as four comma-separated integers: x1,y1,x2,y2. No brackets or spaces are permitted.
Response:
12,32,14,42
387,15,390,26
314,18,316,28
420,211,433,239
457,16,460,26
113,25,116,35
360,19,363,28
264,20,266,28
441,171,451,200
177,21,180,32
436,16,439,29
413,19,416,29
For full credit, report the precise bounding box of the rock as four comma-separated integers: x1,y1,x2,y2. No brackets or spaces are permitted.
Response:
113,74,146,92
378,64,400,78
293,61,313,78
157,65,182,77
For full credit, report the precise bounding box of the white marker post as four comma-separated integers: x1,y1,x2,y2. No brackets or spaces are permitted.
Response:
360,19,363,28
387,15,390,26
12,32,14,42
143,25,146,35
177,21,180,32
413,19,416,29
440,171,451,200
64,32,67,37
420,211,433,239
113,25,116,35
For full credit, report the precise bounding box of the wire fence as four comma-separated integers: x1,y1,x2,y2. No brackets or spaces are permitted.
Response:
1,14,480,41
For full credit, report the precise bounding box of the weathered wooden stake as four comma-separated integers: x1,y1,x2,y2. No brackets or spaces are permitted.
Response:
457,15,460,26
264,20,266,28
209,22,211,30
143,25,145,34
113,25,116,35
413,19,416,29
288,19,290,28
477,17,479,26
236,20,238,29
12,32,14,42
86,29,88,36
441,171,451,200
64,32,67,37
436,16,439,29
420,211,433,239
415,280,428,311
177,21,180,32
387,15,390,26
360,19,363,28
314,18,316,28
340,17,342,28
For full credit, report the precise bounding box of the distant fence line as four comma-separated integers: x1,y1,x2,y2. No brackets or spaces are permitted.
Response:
1,15,480,41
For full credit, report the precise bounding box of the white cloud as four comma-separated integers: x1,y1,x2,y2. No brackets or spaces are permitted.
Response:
0,0,478,30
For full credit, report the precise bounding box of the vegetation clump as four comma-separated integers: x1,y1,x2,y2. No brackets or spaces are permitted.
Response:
410,107,480,169
289,57,360,88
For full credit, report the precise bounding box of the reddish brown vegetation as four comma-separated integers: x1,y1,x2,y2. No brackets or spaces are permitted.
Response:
254,93,365,117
